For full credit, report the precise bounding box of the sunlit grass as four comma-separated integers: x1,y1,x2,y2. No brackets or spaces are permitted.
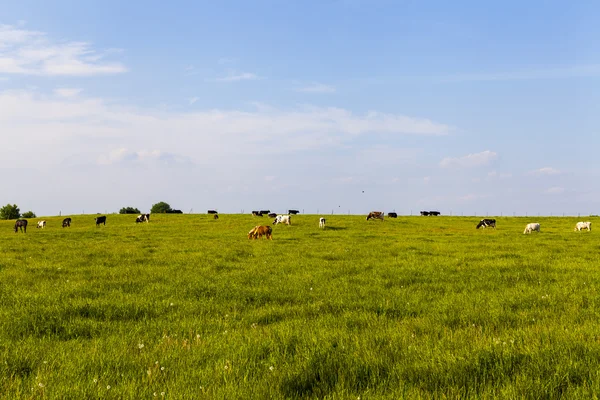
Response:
0,214,599,398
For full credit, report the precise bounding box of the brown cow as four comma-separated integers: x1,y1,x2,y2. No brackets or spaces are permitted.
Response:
248,225,272,240
366,211,384,221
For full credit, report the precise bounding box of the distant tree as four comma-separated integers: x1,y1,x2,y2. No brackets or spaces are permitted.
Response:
0,204,20,220
119,207,141,214
151,202,172,214
22,211,36,218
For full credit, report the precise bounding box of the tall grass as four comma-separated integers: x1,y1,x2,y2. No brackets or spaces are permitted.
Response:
0,214,599,398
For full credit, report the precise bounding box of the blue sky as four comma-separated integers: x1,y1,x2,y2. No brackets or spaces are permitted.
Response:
1,1,599,216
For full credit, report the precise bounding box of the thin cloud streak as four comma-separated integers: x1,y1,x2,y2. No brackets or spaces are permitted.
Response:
0,24,127,76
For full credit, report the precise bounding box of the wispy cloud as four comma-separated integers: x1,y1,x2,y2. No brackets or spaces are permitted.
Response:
528,167,560,176
545,186,565,194
0,24,127,76
97,148,192,166
295,82,336,93
54,88,82,97
440,150,497,168
214,71,260,82
188,97,199,105
0,89,450,169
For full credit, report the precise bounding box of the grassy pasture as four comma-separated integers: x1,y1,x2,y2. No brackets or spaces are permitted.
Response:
1,214,599,399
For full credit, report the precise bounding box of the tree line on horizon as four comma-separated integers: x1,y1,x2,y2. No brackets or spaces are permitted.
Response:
0,202,180,220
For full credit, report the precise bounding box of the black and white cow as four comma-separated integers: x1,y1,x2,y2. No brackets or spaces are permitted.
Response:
476,218,496,229
95,215,107,226
420,211,430,216
136,214,150,223
252,211,263,217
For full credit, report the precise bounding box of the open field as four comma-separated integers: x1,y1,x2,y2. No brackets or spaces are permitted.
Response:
1,214,599,399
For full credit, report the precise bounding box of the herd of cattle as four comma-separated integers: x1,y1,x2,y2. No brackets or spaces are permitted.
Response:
10,211,593,238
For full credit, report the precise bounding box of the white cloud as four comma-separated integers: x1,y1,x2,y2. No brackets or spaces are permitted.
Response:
0,89,450,169
97,148,191,166
214,72,259,82
188,97,199,105
440,150,497,168
545,186,565,194
54,88,82,97
528,167,560,176
0,24,127,76
295,83,336,93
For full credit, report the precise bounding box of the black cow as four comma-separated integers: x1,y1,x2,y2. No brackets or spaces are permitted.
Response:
476,219,496,229
213,214,219,220
207,210,218,214
267,213,277,218
62,217,72,228
167,209,183,214
387,212,398,218
429,211,441,216
252,211,263,217
259,210,270,215
420,211,430,216
288,210,300,215
14,219,27,233
95,215,107,226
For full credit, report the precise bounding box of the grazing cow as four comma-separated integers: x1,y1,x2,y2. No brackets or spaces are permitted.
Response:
420,211,430,216
214,214,219,220
95,215,107,226
14,219,27,233
62,217,72,228
136,214,150,223
273,215,291,225
288,210,300,215
523,223,541,234
387,212,398,218
429,211,441,216
169,209,183,214
248,225,273,240
252,211,263,217
207,210,218,214
366,211,384,221
37,220,46,229
476,219,496,229
267,213,277,218
575,221,592,232
259,210,270,215
319,217,326,229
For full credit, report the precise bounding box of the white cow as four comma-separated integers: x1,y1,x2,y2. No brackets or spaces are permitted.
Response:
523,223,541,234
319,217,326,229
36,220,46,229
575,221,592,232
273,215,291,225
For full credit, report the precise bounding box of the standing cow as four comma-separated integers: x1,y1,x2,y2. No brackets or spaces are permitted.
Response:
319,217,326,229
476,219,496,229
366,211,384,221
14,219,27,233
523,223,541,234
273,215,291,225
62,217,72,228
37,220,46,229
574,221,592,232
136,214,150,223
95,216,107,226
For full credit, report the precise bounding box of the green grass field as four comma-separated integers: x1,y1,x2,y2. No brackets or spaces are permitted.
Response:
1,214,599,399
